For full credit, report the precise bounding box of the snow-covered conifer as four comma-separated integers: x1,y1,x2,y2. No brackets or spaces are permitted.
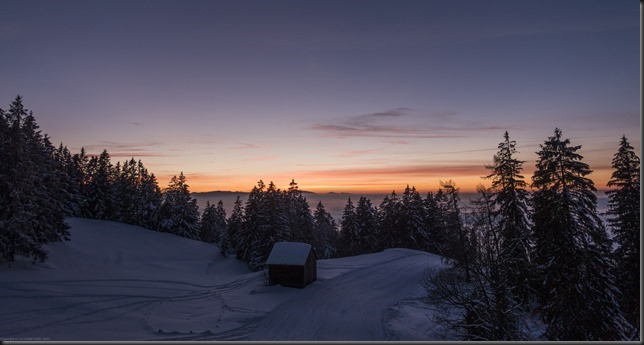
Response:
159,172,200,240
532,128,633,340
313,201,339,259
377,192,401,250
606,135,640,329
227,196,244,257
401,185,429,250
0,96,70,262
339,198,358,256
354,196,377,255
484,131,532,304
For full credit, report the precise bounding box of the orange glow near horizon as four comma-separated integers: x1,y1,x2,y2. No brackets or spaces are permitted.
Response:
157,165,617,195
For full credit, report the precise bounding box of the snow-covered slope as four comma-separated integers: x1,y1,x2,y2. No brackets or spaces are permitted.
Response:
0,218,445,341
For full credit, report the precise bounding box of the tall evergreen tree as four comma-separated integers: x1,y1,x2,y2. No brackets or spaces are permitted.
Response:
158,172,200,240
313,201,339,259
84,150,117,220
339,198,358,256
606,135,640,330
137,162,162,230
226,196,244,257
199,201,218,243
440,180,473,282
0,96,70,262
377,192,402,251
424,190,448,255
215,200,232,256
285,179,315,246
354,195,377,255
401,185,429,250
248,181,290,270
485,131,533,304
71,147,90,215
531,128,633,340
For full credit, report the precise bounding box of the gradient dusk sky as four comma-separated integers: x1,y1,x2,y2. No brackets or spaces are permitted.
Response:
1,0,640,193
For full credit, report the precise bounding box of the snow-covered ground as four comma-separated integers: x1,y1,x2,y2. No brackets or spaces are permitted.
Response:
0,218,446,341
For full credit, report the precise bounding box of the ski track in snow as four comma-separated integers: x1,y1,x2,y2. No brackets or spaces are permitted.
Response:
0,218,444,341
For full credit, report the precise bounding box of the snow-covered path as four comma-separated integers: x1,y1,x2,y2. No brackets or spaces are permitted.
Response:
250,249,442,341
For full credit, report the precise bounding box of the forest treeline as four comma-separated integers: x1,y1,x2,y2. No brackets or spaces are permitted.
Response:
0,96,639,340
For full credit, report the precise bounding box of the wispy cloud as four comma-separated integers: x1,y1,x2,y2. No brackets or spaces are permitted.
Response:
79,141,167,158
232,143,262,150
310,107,510,139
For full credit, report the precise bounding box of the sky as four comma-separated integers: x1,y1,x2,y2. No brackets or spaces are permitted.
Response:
0,0,640,193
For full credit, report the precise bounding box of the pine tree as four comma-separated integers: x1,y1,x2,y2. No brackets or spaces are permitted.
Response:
377,192,402,251
484,131,533,304
532,128,633,340
137,162,162,230
0,96,70,262
606,135,640,330
54,144,82,217
285,179,316,246
227,196,244,257
354,196,377,255
313,201,339,259
339,198,358,256
114,158,140,225
424,190,448,255
158,172,200,240
199,201,218,243
238,181,264,264
440,180,473,282
84,150,117,220
248,181,290,270
71,147,90,215
401,185,429,250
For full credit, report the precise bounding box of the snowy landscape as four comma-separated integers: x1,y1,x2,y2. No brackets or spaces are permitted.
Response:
1,1,639,342
0,218,451,341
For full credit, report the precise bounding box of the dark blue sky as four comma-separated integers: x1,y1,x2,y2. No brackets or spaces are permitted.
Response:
0,0,639,192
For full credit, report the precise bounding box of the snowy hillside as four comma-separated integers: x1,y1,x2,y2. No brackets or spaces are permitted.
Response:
0,218,446,341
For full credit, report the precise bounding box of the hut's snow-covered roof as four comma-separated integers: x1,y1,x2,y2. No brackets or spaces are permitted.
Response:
266,242,313,265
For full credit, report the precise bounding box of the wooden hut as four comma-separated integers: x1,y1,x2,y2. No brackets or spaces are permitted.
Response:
266,242,317,288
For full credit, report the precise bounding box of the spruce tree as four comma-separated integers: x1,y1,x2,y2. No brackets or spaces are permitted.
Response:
484,131,532,304
401,185,429,250
440,181,472,282
377,192,402,251
339,198,358,256
313,201,339,259
532,128,633,340
227,196,244,257
354,196,377,255
137,163,162,230
606,135,640,330
238,181,264,264
159,172,200,240
424,190,447,255
0,96,70,262
285,179,315,246
214,200,228,244
248,181,290,270
84,150,117,220
199,201,218,243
